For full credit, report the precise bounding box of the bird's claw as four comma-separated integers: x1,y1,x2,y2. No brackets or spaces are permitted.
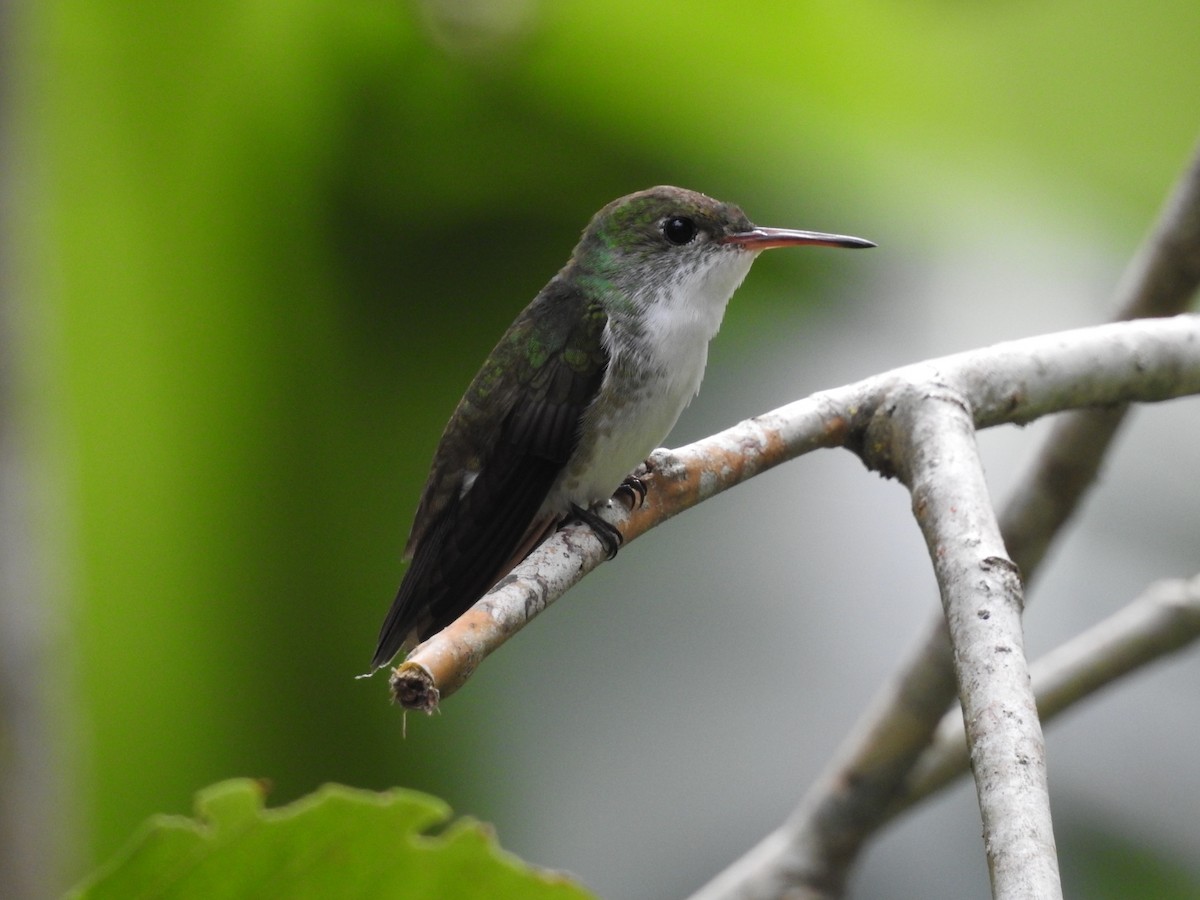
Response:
613,473,648,509
568,502,624,559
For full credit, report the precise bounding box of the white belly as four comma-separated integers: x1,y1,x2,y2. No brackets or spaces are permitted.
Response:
543,309,719,508
561,362,700,505
541,245,755,515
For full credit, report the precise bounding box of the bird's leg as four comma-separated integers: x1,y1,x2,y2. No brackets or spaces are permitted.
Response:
568,503,623,559
568,457,659,557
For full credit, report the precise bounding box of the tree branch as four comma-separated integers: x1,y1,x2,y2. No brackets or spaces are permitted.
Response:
876,385,1061,897
689,138,1200,900
390,314,1200,711
1002,135,1200,575
898,573,1200,808
696,573,1200,897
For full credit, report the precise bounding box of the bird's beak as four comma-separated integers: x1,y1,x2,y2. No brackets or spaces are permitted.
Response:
720,227,875,251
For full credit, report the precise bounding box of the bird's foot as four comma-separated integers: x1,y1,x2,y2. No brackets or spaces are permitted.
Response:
613,473,648,509
568,502,624,560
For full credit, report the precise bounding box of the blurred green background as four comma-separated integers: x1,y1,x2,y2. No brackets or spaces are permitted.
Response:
4,1,1200,898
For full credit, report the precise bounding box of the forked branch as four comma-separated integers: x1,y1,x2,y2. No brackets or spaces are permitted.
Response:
689,138,1200,900
390,314,1200,711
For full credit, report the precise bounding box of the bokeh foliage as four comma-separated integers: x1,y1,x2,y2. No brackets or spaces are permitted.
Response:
8,0,1200,894
72,779,592,900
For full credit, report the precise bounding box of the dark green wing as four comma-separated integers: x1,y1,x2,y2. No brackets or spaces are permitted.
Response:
371,280,608,669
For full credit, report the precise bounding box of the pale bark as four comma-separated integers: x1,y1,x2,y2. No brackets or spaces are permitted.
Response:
390,313,1200,714
688,138,1200,900
900,573,1200,807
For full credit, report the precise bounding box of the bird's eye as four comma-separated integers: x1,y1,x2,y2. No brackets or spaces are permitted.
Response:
662,216,699,245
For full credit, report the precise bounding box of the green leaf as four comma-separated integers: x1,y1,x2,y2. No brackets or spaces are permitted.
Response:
69,779,594,900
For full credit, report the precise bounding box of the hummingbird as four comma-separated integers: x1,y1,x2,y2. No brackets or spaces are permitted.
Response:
371,185,873,670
